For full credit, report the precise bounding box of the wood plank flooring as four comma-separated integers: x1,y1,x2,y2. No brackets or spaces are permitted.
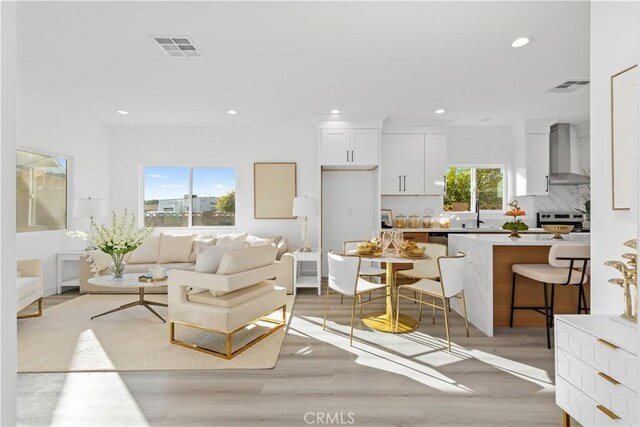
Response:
17,287,565,426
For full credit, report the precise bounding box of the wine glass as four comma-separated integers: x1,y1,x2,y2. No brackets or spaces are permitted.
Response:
381,231,392,256
391,230,404,255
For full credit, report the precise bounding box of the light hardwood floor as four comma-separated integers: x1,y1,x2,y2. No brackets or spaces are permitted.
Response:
17,287,563,426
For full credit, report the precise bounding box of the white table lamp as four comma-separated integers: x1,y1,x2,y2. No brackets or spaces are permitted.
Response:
292,196,318,252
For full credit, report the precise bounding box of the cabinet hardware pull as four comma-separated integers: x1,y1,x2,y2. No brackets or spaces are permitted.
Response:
347,150,349,162
596,338,619,350
546,175,549,192
351,150,354,162
398,176,402,192
596,405,620,420
597,372,620,385
403,175,406,191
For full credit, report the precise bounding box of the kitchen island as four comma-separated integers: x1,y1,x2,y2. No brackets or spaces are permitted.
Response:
448,233,591,337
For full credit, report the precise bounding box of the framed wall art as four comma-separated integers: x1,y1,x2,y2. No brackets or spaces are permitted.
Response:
254,162,297,219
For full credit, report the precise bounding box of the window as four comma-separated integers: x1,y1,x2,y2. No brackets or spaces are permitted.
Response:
143,166,236,227
444,166,504,212
16,150,68,232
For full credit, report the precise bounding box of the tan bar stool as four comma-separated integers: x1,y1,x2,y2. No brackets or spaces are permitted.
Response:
510,244,590,349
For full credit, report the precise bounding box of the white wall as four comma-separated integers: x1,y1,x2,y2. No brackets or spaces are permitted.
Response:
16,94,111,296
1,2,17,424
447,127,514,166
590,1,639,314
110,125,320,247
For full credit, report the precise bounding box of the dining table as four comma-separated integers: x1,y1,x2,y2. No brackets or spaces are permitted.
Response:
351,251,431,333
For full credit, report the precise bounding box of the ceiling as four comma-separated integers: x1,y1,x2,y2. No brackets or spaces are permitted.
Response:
17,1,590,128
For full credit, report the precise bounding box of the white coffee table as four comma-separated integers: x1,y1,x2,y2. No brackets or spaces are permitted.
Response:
88,273,168,322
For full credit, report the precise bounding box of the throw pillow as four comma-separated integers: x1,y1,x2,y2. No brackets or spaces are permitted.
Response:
194,241,245,274
188,236,217,263
85,250,114,276
158,233,197,263
216,232,247,245
128,235,160,264
276,236,289,260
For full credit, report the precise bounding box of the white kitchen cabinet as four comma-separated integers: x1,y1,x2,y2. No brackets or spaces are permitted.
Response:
320,129,378,167
424,134,447,195
555,315,638,427
512,121,551,196
381,134,424,194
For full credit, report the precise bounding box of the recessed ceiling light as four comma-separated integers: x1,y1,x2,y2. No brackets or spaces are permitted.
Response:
116,110,129,115
511,37,531,48
435,109,446,114
330,109,341,114
227,110,238,115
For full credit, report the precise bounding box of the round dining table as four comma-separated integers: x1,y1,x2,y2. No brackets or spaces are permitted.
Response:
352,251,430,333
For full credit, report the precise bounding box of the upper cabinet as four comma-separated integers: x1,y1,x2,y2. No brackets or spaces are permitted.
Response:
381,132,448,195
320,129,379,167
512,120,553,196
381,134,425,194
424,134,447,195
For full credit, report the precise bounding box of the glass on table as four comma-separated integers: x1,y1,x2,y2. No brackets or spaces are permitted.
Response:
381,231,393,256
391,230,404,255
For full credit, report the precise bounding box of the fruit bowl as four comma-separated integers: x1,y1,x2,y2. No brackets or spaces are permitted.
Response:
542,224,574,240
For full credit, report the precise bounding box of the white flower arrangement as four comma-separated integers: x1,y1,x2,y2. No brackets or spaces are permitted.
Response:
68,210,153,256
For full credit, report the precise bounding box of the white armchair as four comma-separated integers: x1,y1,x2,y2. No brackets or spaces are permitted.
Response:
168,245,287,359
17,258,43,319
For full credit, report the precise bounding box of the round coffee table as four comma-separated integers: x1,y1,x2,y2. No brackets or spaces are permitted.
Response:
87,273,168,322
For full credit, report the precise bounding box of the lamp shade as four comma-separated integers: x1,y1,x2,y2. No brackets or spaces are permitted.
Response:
73,197,105,219
292,197,319,217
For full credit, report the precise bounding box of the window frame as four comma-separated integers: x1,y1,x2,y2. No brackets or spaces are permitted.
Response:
16,147,73,233
444,164,507,213
140,164,238,229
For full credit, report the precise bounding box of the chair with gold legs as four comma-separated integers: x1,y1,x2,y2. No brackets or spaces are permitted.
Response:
323,251,389,345
395,253,469,351
341,240,386,304
17,258,43,319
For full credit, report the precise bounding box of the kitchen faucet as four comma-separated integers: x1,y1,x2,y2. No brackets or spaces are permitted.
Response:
475,189,484,228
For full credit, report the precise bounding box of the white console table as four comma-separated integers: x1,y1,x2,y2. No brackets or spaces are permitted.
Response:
57,251,84,294
555,314,638,427
293,248,322,295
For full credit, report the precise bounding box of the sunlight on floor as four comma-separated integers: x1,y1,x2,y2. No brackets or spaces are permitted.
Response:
69,329,115,371
289,314,553,395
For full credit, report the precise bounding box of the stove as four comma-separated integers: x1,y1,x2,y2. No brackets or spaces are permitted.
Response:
536,211,588,232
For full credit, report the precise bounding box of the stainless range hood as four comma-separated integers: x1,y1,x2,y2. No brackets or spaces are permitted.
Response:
548,123,588,185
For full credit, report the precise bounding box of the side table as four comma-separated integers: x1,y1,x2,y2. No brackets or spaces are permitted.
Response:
293,248,322,296
57,251,84,294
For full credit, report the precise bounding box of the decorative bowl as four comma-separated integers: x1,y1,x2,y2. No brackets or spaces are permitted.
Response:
542,224,574,240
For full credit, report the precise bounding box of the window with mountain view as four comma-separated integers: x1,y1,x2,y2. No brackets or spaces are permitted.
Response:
143,166,236,227
444,166,504,212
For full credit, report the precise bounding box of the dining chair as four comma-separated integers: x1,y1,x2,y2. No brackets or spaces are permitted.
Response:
323,251,389,345
395,253,469,351
341,240,386,304
510,243,589,349
395,242,448,282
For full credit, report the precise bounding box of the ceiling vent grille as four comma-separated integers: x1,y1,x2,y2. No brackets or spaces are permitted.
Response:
153,36,201,58
549,80,590,93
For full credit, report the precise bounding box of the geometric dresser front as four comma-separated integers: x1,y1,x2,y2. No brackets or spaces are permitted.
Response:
555,314,638,426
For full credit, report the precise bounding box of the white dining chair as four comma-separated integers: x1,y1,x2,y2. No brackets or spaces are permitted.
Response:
343,240,386,279
323,251,389,345
396,253,469,351
511,243,589,349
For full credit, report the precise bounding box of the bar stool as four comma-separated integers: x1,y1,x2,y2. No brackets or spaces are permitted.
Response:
510,243,589,349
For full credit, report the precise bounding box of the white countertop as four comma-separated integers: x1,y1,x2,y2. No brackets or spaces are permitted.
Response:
449,232,590,246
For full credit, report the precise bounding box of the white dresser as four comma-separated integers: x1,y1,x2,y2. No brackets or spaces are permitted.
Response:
555,315,638,426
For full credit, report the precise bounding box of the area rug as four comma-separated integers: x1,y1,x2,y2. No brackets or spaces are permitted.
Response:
17,293,294,372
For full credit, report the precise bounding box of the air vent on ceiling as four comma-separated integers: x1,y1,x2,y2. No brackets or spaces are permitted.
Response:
549,79,590,93
153,36,201,58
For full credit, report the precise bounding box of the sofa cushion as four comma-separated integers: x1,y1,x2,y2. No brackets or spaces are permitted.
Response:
188,281,274,308
246,235,276,247
128,235,160,264
195,241,246,274
276,236,288,260
107,263,157,275
158,233,197,263
160,262,196,270
188,236,217,262
216,232,247,245
17,277,41,300
216,245,277,276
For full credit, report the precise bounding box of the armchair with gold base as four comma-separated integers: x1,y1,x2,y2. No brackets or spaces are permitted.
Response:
17,258,43,319
168,245,287,360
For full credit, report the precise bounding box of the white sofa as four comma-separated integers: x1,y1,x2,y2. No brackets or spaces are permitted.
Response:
17,258,43,318
168,244,287,359
79,232,294,294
